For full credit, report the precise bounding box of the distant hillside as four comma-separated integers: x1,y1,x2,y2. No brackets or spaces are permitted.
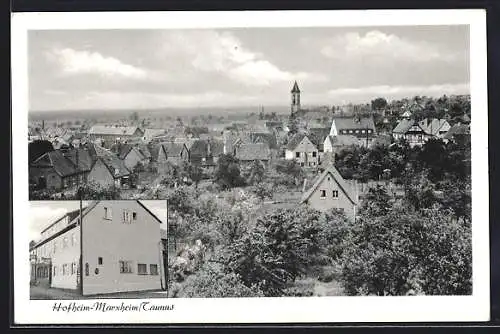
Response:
28,105,293,121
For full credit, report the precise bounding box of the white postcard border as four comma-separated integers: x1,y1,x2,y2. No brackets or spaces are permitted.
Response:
12,9,489,324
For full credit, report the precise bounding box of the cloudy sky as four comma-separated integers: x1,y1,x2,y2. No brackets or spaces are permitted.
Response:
28,26,469,111
29,201,168,242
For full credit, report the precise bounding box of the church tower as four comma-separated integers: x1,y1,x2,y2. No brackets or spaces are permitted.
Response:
291,81,301,116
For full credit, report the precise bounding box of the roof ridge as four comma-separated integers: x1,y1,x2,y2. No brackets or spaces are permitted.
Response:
301,165,357,205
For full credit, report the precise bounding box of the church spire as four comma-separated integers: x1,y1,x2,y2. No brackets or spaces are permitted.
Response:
291,81,301,115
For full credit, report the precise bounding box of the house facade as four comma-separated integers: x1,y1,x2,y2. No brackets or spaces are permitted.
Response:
285,133,319,167
323,135,360,154
300,165,358,221
329,116,376,147
29,200,166,296
88,125,144,148
29,149,92,191
87,155,130,188
392,118,450,147
157,142,190,174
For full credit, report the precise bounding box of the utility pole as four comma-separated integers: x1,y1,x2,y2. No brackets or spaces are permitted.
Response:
79,191,83,296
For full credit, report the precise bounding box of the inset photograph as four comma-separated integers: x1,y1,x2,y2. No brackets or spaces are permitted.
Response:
29,200,169,299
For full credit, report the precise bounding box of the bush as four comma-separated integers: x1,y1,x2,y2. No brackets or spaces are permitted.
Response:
181,263,264,298
222,206,334,296
340,206,472,296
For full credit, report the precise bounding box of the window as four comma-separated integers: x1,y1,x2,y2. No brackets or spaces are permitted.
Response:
63,237,68,248
132,212,137,220
138,263,148,275
300,162,304,167
295,152,300,158
123,210,132,223
327,177,331,181
308,162,312,166
62,264,68,276
332,190,339,198
320,190,326,198
361,130,365,133
71,233,77,246
85,263,89,276
104,207,112,220
150,264,159,276
98,257,103,265
368,130,372,133
53,241,57,254
71,262,77,275
53,266,57,276
312,151,317,157
119,260,133,274
349,130,353,133
355,130,360,134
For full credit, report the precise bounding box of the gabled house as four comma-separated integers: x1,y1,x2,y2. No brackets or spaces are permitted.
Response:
392,119,428,147
112,144,151,171
87,146,130,188
329,116,376,147
235,143,272,168
418,118,451,138
300,165,359,221
285,133,319,167
157,142,190,174
443,123,471,144
188,139,224,168
29,149,92,191
323,135,360,154
29,200,167,295
393,118,450,147
88,124,144,148
142,128,166,144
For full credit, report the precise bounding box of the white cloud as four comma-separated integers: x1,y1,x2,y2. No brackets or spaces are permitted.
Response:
321,30,457,63
327,82,469,101
159,30,317,86
48,48,148,79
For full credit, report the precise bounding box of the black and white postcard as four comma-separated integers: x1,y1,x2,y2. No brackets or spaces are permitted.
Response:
12,9,489,324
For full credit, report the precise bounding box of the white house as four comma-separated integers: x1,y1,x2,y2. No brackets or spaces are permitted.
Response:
29,200,167,296
285,133,319,167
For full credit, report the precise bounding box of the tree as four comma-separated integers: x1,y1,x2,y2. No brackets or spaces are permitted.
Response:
180,262,264,298
340,206,472,296
180,161,203,188
247,160,265,185
29,140,54,163
76,182,120,200
222,206,331,296
214,154,245,190
371,97,388,111
249,182,274,201
359,185,393,217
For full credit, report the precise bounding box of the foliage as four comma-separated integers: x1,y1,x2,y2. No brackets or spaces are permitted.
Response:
248,182,274,201
75,182,120,200
371,97,388,111
246,160,265,185
181,262,264,298
340,206,472,296
214,154,246,190
359,185,393,217
222,206,335,296
166,186,199,216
